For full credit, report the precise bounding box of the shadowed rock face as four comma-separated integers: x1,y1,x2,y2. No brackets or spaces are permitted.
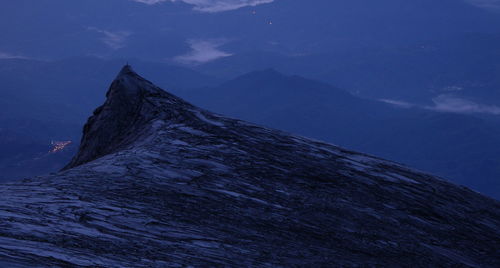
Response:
64,65,195,170
0,66,499,267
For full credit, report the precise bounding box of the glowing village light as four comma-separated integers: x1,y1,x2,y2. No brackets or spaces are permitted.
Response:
49,141,73,153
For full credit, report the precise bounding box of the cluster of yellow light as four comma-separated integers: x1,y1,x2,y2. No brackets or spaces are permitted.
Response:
49,141,72,153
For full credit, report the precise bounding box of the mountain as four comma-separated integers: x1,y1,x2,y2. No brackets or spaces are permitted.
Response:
197,32,500,107
0,66,498,266
179,70,500,199
0,57,218,182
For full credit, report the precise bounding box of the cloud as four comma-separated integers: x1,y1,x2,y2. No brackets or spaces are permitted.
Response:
133,0,274,13
464,0,500,10
0,52,29,60
134,0,167,3
174,39,232,65
427,95,500,115
379,99,415,109
88,27,131,50
380,95,500,115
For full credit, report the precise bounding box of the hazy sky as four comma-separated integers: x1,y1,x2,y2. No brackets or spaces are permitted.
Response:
466,0,500,9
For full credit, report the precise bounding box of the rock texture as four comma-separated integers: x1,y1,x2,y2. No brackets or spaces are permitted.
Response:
0,66,499,267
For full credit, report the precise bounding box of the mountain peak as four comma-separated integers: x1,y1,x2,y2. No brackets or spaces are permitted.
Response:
63,66,191,170
118,63,134,75
110,64,159,97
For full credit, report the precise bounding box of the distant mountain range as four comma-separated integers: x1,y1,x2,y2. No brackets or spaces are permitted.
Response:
197,33,500,108
2,0,500,106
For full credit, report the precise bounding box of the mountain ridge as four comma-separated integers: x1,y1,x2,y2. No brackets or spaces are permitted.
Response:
180,69,500,199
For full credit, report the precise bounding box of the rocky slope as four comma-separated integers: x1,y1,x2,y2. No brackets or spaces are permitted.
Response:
180,69,500,199
0,66,498,267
